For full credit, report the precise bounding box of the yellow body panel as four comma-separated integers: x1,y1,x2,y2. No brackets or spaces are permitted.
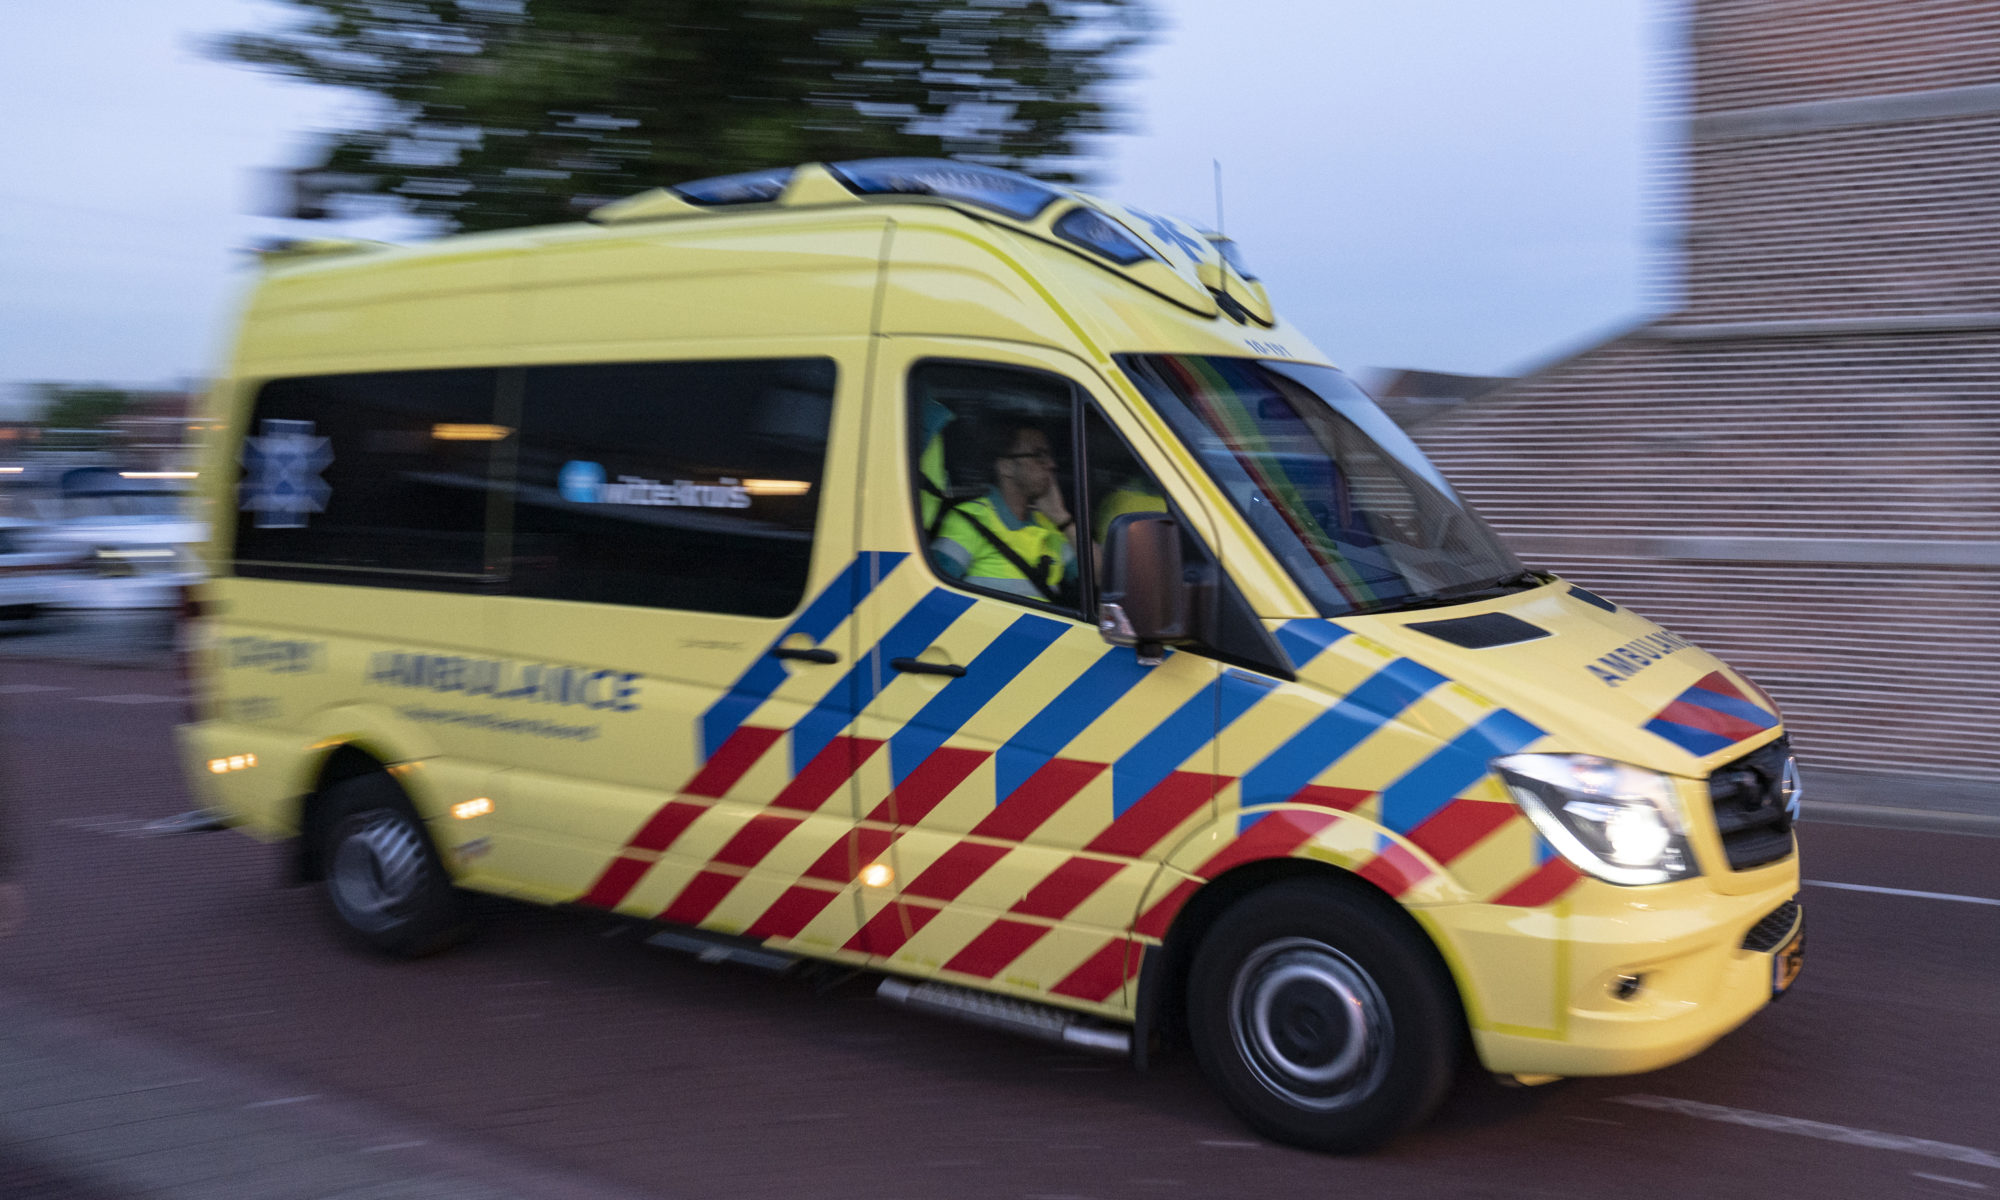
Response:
182,171,1800,1083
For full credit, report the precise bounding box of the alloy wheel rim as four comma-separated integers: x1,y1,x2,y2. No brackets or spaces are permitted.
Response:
329,810,428,933
1228,937,1392,1111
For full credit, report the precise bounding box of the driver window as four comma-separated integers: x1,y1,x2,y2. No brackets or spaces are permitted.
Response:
908,361,1082,615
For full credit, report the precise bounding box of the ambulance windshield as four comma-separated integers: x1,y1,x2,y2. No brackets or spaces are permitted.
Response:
1118,355,1529,618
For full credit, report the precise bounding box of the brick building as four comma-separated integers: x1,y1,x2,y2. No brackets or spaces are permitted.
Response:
1412,0,2000,782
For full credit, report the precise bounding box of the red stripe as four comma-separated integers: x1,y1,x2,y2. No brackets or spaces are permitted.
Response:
1657,697,1766,741
1492,858,1584,907
902,840,1012,902
846,900,943,956
709,813,803,869
1406,799,1518,865
1289,784,1374,812
627,799,710,854
1692,670,1749,704
974,758,1105,842
1132,810,1342,941
1010,856,1124,920
771,736,884,812
659,869,741,926
1197,809,1340,878
801,826,896,884
1133,878,1198,939
1050,939,1132,1003
866,746,991,825
1085,771,1229,858
577,855,654,910
744,885,842,940
684,725,784,799
581,798,708,909
1356,841,1433,898
944,918,1049,978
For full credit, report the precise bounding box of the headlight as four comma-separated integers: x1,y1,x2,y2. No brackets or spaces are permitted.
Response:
1493,754,1699,886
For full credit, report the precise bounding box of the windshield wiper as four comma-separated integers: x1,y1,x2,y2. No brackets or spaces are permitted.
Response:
1352,571,1546,616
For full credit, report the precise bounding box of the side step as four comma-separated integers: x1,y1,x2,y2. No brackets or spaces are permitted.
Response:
643,927,799,974
877,977,1131,1058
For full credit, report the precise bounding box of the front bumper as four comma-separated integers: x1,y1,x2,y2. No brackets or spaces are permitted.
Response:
1419,856,1801,1077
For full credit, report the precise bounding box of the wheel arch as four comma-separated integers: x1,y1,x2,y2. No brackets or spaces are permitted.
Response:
1136,849,1472,1065
296,740,409,883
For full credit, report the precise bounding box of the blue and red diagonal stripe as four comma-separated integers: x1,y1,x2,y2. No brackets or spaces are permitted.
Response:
1644,671,1778,757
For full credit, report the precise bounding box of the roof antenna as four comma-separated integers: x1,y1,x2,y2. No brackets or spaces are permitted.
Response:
1213,158,1225,237
1210,158,1240,318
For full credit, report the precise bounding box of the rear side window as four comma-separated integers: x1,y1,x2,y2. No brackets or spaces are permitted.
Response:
234,369,502,584
507,358,835,616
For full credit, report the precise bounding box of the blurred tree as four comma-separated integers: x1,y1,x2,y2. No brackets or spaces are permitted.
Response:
33,386,134,433
216,0,1153,233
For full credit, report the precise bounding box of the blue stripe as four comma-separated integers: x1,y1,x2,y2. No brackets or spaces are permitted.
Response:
1377,709,1545,834
1678,685,1778,730
790,587,974,772
1112,672,1266,817
1644,716,1738,758
699,551,907,759
1238,658,1448,811
1275,620,1349,670
887,612,1069,785
994,649,1155,800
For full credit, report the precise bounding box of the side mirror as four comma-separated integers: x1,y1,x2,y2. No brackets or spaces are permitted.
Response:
1098,513,1190,665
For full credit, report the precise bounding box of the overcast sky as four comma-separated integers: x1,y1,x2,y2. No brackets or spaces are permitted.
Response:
0,1,1665,412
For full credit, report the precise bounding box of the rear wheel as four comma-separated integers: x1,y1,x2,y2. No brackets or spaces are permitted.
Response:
318,774,469,957
1187,878,1460,1152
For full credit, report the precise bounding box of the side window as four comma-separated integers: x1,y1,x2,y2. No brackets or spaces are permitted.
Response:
1080,404,1170,568
233,369,501,584
509,358,835,617
909,361,1081,615
1082,403,1290,677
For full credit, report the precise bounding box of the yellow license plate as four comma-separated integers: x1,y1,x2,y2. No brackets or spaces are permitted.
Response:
1771,913,1806,998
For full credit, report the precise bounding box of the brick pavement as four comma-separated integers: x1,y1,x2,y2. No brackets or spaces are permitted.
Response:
0,988,663,1200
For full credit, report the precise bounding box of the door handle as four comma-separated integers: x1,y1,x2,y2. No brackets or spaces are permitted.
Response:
891,657,965,678
771,646,838,664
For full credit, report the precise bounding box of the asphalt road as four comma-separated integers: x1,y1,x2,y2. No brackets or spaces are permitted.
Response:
1,649,1995,1200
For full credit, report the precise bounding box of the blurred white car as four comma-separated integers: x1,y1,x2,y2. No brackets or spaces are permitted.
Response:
0,517,79,623
43,468,207,610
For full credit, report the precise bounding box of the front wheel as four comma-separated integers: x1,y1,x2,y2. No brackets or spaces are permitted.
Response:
318,774,469,957
1187,878,1461,1152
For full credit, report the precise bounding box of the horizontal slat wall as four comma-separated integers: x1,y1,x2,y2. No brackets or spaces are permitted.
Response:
1407,0,2000,784
1417,335,2000,542
1413,331,2000,784
1681,115,2000,321
1692,0,2000,112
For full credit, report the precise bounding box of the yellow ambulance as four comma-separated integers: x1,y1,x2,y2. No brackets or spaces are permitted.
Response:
179,158,1805,1151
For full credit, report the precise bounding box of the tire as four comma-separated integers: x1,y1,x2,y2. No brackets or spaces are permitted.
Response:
1187,877,1461,1153
317,774,470,957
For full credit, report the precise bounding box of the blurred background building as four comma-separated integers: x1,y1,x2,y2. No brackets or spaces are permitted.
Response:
1413,0,2000,783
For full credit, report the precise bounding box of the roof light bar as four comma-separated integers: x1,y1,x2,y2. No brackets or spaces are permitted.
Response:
1053,206,1156,266
829,158,1061,220
670,167,792,206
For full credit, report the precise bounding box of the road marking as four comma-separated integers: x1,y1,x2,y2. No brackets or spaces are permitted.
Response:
1807,879,2000,908
1615,1096,2000,1171
246,1095,319,1108
358,1140,428,1154
1915,1174,1990,1191
0,684,66,695
1198,1140,1260,1148
77,692,180,705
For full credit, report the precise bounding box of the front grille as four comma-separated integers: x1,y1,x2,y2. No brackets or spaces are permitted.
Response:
1708,735,1796,870
1741,898,1801,952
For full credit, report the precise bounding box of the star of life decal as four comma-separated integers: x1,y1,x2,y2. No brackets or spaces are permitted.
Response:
240,418,333,529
